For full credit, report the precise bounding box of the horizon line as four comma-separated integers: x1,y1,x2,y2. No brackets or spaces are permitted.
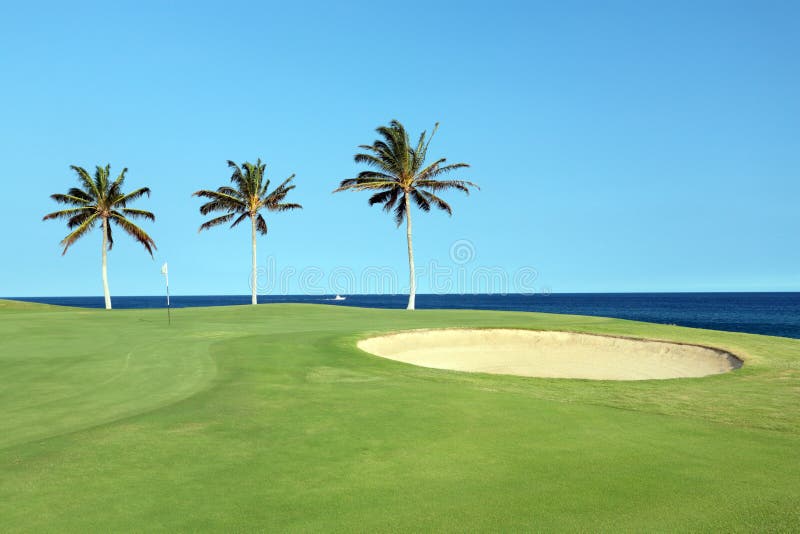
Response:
4,290,799,299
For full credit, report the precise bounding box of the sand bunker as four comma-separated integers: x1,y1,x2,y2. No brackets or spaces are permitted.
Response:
358,329,742,380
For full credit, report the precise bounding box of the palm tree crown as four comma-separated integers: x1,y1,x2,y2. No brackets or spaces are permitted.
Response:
333,120,478,224
194,160,302,234
43,164,156,255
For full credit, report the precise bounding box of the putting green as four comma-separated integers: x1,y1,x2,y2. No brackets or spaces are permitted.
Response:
1,300,799,531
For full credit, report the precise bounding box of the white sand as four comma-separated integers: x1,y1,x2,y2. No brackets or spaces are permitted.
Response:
358,329,741,380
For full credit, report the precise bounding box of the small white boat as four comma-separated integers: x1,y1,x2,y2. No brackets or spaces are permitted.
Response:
333,294,346,301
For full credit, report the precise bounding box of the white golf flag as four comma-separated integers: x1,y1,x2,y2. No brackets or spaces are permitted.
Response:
161,262,168,276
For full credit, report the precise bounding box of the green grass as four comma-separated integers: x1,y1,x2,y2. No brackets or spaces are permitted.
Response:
1,300,799,531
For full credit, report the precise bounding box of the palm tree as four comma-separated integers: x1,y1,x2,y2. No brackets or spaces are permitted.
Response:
334,120,478,310
43,165,156,310
194,160,302,305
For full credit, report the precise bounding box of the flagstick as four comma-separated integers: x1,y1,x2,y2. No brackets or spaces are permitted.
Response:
162,262,171,326
166,271,171,326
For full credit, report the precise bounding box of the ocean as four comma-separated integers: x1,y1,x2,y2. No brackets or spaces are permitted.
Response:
7,292,800,339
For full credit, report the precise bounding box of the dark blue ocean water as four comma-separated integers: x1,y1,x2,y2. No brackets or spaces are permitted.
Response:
7,293,800,339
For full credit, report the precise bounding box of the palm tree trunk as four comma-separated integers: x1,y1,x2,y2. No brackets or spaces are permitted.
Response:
101,217,112,310
405,193,416,311
251,214,258,305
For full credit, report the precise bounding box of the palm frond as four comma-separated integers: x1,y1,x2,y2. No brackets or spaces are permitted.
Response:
67,210,97,229
353,152,396,173
341,171,397,185
377,121,409,166
193,190,247,215
49,193,91,206
259,176,274,198
67,187,94,201
217,186,245,199
59,214,98,254
264,176,296,206
42,207,94,221
368,189,394,206
116,208,155,222
226,161,250,198
70,165,100,198
241,161,263,198
198,213,235,232
416,178,478,195
255,214,268,235
417,162,474,183
333,180,398,193
356,170,396,181
393,196,407,226
115,186,150,207
411,190,431,212
419,190,453,215
94,165,110,197
193,189,245,203
106,220,114,250
383,189,401,213
271,202,302,212
419,122,439,164
110,214,156,256
108,167,128,199
230,212,249,228
375,126,399,157
414,130,427,161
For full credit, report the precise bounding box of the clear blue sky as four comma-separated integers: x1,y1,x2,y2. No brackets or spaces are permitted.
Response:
1,0,798,296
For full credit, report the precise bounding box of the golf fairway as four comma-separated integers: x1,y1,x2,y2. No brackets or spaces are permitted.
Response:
1,300,799,531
